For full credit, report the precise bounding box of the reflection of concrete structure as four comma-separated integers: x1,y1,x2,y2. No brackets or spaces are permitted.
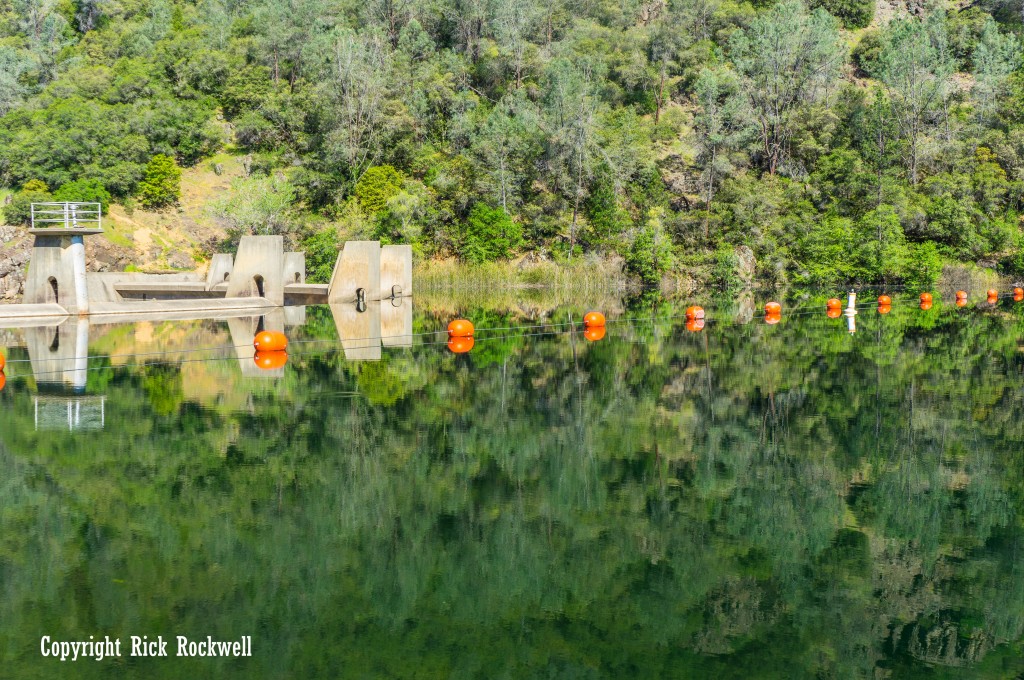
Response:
23,315,106,431
25,320,90,393
0,203,415,321
35,396,105,431
381,297,413,348
227,310,287,378
331,303,382,361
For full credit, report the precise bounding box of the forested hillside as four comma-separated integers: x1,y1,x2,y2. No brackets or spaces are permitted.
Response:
2,0,1024,286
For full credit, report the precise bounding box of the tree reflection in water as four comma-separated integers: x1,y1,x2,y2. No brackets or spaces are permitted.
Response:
1,295,1024,678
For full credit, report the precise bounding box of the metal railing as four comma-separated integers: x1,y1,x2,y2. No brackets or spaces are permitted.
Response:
30,202,102,230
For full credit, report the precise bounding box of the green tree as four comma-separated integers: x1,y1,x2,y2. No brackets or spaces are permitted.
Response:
972,18,1020,122
136,154,182,209
873,13,957,184
52,178,112,212
355,165,405,216
460,203,522,262
300,227,341,283
693,67,750,239
211,173,295,239
625,208,674,286
810,0,873,29
3,179,51,226
729,0,843,175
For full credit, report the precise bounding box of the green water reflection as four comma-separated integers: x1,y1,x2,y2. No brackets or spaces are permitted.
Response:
2,294,1024,678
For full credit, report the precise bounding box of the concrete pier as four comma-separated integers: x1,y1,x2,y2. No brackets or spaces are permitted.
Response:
226,235,285,306
328,241,381,304
380,245,412,299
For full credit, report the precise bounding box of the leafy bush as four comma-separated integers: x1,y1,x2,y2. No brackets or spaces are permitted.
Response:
301,227,341,284
711,245,742,290
355,166,404,216
811,0,874,29
460,203,522,263
851,31,883,74
905,241,943,288
4,181,52,226
211,174,294,240
53,178,112,213
625,210,674,287
137,154,182,209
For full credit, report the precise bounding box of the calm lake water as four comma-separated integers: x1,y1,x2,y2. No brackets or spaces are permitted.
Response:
2,292,1024,678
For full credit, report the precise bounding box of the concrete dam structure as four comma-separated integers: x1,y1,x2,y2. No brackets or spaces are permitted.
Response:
0,202,413,325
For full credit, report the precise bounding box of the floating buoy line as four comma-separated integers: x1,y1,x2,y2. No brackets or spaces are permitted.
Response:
3,288,1024,377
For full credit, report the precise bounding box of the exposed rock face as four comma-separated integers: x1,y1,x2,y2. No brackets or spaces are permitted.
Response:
734,245,756,286
0,225,31,301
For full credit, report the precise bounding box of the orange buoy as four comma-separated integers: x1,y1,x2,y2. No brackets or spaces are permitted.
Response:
685,306,705,320
448,336,475,353
765,301,782,315
920,301,933,311
254,330,288,352
765,312,781,325
1015,288,1024,301
827,307,841,319
584,325,607,341
685,318,705,332
0,353,5,372
254,350,288,370
955,298,967,307
878,295,892,306
583,311,606,327
955,290,967,300
826,298,842,310
987,289,999,298
447,319,475,337
920,292,933,303
878,304,892,315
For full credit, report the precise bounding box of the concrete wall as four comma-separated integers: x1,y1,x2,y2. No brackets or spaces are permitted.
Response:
206,254,234,289
87,272,203,303
283,252,305,286
328,241,380,304
380,245,412,299
226,235,284,306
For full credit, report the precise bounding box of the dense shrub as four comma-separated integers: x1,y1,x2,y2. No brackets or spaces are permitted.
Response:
137,155,182,209
53,178,112,213
811,0,874,29
460,203,522,263
355,166,404,216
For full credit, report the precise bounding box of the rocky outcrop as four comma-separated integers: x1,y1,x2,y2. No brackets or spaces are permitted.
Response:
0,225,31,301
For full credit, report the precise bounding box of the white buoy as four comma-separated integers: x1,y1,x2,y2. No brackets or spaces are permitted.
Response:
844,289,857,316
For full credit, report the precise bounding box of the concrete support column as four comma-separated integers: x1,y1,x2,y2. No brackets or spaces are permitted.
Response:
69,235,90,315
380,245,412,299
